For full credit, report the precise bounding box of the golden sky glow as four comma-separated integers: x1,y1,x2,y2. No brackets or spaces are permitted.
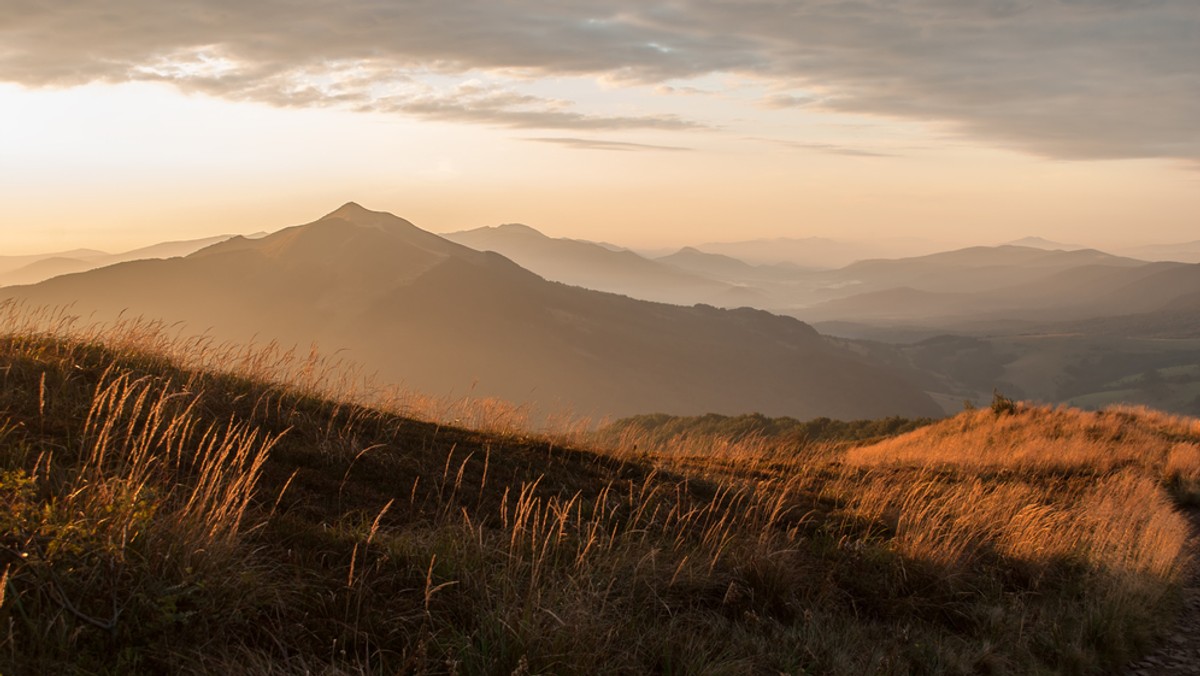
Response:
2,2,1198,255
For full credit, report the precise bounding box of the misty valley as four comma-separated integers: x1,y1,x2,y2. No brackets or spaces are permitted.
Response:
6,203,1197,421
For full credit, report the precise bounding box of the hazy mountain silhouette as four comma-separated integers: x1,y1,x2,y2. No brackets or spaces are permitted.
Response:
3,203,940,420
833,246,1142,287
0,249,107,276
790,246,1154,315
443,223,733,306
1059,289,1200,339
0,234,254,286
1117,240,1200,264
797,248,1195,326
423,236,1190,330
657,247,800,282
1002,236,1084,250
0,257,98,286
692,236,942,269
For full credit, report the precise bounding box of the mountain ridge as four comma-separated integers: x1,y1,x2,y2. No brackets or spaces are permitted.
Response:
2,204,940,421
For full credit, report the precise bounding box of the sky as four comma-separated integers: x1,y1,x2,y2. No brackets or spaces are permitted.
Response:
1,0,1198,255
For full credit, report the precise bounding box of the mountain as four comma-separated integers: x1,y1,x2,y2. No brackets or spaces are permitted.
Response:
1003,236,1084,250
0,248,107,275
656,246,797,282
799,287,976,324
692,236,943,269
1117,240,1200,264
794,246,1159,320
836,245,1143,281
3,203,940,420
443,223,732,306
0,234,251,286
105,233,249,264
0,256,98,286
797,246,1196,326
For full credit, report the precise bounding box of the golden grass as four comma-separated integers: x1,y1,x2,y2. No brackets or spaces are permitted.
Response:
1,301,1198,674
847,403,1179,474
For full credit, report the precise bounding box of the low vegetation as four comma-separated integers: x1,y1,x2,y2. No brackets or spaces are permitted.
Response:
0,304,1197,674
602,412,935,451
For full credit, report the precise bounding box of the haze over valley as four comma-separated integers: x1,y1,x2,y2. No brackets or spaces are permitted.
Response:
5,203,1198,420
3,204,945,421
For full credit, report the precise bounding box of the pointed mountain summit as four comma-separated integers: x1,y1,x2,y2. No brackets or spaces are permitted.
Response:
4,204,941,420
320,201,420,232
325,200,373,219
195,201,483,285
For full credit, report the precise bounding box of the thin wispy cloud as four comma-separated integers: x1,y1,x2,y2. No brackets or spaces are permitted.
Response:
524,137,692,152
746,137,896,158
760,94,818,110
784,142,895,158
3,1,1196,160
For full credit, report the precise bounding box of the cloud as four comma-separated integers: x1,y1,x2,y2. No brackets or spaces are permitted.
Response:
523,137,692,152
127,55,704,131
760,93,818,109
749,137,895,158
655,84,715,96
782,142,894,158
2,1,1197,160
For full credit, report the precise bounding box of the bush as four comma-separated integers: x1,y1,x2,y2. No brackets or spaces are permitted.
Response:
992,389,1017,416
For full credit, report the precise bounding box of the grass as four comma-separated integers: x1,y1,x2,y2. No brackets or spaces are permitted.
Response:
0,301,1197,674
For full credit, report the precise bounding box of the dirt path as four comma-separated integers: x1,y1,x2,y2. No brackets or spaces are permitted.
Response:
1125,508,1200,676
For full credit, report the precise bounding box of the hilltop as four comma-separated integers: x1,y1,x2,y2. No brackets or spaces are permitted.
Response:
0,315,1197,674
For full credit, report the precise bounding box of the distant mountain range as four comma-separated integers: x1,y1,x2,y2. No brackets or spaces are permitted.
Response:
6,207,1198,418
1002,236,1084,250
1115,240,1200,264
0,233,265,286
437,226,1200,329
442,224,734,306
791,245,1193,325
683,235,945,269
2,204,939,420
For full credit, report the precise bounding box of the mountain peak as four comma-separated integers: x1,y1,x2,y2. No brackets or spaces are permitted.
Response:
494,223,545,237
316,202,423,235
324,201,375,221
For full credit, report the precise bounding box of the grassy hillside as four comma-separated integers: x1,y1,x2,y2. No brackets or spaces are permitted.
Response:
1,314,1198,674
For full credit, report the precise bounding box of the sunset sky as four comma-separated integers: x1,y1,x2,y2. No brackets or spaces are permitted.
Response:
2,1,1198,255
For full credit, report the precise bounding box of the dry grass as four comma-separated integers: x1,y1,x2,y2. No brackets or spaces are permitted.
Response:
0,302,1197,674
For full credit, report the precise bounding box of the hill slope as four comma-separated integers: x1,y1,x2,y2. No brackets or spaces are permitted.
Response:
2,203,939,420
0,326,1194,674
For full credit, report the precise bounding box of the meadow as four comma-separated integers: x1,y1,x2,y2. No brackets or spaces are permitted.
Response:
0,302,1197,674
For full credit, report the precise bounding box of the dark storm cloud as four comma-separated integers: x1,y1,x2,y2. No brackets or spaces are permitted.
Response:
2,1,1196,159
